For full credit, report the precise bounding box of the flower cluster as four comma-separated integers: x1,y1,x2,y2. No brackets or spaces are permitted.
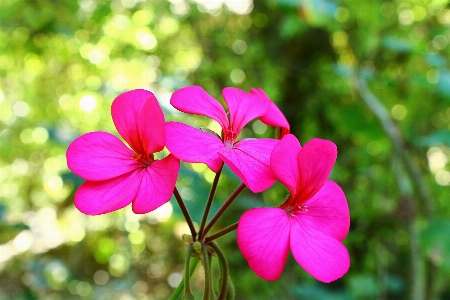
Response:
66,86,350,294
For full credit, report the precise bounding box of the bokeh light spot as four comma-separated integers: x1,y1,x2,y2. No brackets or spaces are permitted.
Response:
252,120,267,134
32,127,49,144
13,101,30,117
113,15,130,30
232,40,247,54
13,230,34,253
132,10,154,25
167,272,182,288
12,158,30,175
335,7,350,22
391,104,407,120
93,270,109,285
427,69,440,84
332,30,348,49
427,147,448,174
398,9,414,25
230,69,245,84
367,141,381,156
147,202,173,223
79,94,98,113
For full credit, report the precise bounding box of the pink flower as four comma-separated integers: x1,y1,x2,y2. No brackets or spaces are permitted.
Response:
237,134,350,283
66,89,180,215
165,86,288,193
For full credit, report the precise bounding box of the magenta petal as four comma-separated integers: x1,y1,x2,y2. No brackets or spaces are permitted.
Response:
300,181,350,241
74,171,139,215
290,217,350,283
112,89,165,154
270,134,302,195
250,88,290,135
219,138,278,193
132,154,180,214
295,138,337,201
165,122,224,172
170,86,229,130
67,132,138,181
222,87,270,134
138,91,166,154
237,208,290,281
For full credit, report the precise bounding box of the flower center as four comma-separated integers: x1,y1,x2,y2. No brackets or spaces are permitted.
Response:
284,204,308,216
223,129,238,148
280,195,308,216
223,129,238,149
132,153,154,168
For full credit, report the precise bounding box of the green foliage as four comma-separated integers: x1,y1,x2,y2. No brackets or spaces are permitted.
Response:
1,0,450,299
420,219,450,272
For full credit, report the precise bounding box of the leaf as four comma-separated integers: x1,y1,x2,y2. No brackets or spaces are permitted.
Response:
349,275,379,298
438,70,450,98
293,282,351,299
425,53,447,68
279,15,307,40
382,37,413,53
276,0,301,6
419,219,450,271
416,130,450,147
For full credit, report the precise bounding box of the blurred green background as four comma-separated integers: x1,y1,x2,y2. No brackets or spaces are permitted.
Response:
1,0,450,299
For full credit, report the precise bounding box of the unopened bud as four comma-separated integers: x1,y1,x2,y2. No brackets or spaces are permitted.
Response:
193,241,202,252
227,277,235,300
182,234,193,245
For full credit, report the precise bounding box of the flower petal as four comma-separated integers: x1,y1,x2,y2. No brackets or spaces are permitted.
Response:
132,154,180,214
74,171,139,215
170,86,229,130
165,122,224,172
300,181,350,241
67,132,138,181
112,89,165,154
219,138,277,193
237,208,290,281
270,134,302,195
222,87,270,134
250,88,290,136
138,90,166,154
290,216,350,283
295,138,337,202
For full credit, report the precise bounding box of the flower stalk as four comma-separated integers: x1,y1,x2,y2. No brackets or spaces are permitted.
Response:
201,243,212,300
174,186,197,241
198,164,223,241
169,245,198,300
209,242,229,300
184,244,195,298
202,183,245,238
204,222,238,244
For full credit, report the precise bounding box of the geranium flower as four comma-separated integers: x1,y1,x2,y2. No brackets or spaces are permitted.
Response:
66,89,180,215
165,86,288,193
237,134,350,282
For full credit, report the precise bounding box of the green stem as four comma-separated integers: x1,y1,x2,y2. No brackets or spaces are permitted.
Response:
198,164,223,241
204,222,238,244
184,244,194,297
202,183,245,238
169,251,198,300
174,187,197,241
209,242,229,300
202,244,211,300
